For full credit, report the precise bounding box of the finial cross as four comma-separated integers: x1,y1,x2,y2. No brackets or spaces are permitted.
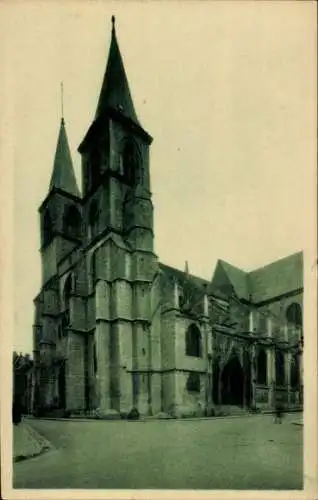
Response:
61,82,64,121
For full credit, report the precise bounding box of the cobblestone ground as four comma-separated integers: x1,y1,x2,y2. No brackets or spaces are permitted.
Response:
13,413,303,490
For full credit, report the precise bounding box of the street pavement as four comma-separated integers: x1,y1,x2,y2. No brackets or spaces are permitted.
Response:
13,413,303,490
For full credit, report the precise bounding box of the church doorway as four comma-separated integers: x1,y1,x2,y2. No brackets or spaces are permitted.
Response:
58,362,66,409
221,356,244,406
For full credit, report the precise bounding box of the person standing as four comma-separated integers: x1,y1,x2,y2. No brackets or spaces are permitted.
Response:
274,400,284,424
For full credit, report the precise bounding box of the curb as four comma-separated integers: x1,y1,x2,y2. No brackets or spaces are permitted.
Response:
25,410,303,424
13,423,54,463
27,413,270,423
14,446,51,463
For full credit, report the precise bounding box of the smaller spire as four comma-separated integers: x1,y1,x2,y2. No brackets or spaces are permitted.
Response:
49,118,80,198
111,15,115,31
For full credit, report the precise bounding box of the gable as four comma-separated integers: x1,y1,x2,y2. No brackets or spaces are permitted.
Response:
209,260,234,297
210,260,249,300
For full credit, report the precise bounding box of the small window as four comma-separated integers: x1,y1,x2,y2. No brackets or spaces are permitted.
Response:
43,209,53,246
185,324,202,357
89,200,99,239
142,348,146,356
90,148,100,189
122,140,140,186
63,205,81,238
186,372,200,393
64,275,72,312
286,303,302,327
179,288,185,308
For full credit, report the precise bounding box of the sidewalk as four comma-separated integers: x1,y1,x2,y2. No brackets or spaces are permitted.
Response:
13,420,53,462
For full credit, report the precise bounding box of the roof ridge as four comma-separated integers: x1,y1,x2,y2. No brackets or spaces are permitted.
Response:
218,259,248,274
248,251,303,275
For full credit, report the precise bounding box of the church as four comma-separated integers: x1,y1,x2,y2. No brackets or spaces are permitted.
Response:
32,17,303,418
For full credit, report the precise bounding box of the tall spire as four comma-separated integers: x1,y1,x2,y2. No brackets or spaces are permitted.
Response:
49,118,80,198
95,16,140,125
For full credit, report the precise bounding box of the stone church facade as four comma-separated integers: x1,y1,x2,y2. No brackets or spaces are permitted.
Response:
32,18,303,418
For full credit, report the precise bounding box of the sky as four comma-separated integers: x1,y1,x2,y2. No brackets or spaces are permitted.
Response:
2,1,316,354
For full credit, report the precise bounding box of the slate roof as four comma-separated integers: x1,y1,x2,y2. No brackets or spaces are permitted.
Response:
210,251,303,304
248,251,303,303
159,263,209,289
49,119,80,198
95,17,140,125
159,263,208,315
159,263,230,304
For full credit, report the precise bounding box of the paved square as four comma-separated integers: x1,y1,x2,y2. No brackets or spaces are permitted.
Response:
13,413,303,490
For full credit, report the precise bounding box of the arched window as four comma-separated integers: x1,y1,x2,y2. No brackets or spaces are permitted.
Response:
63,205,81,239
275,350,285,386
122,139,141,186
178,285,185,308
286,303,302,327
64,274,72,312
185,324,202,357
62,274,72,329
257,349,267,384
43,209,53,246
286,303,302,340
88,200,99,239
90,147,101,189
186,372,200,393
290,354,299,389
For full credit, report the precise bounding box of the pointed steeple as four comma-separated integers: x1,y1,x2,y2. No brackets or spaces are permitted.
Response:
95,16,140,125
49,118,80,198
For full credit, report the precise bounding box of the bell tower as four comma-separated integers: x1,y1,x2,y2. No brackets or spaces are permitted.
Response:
78,17,159,415
40,117,82,285
78,16,153,247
